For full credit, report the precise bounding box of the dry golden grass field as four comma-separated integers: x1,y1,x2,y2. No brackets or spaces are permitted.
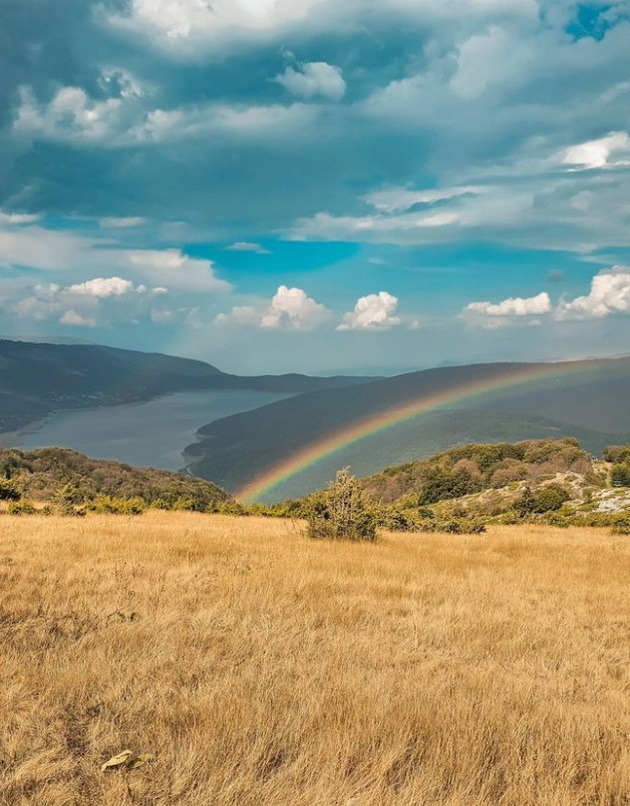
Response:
1,513,630,805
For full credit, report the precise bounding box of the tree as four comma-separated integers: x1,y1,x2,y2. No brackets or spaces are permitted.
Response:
516,483,570,516
305,468,377,541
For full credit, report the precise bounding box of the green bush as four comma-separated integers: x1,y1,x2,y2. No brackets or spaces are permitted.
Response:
418,518,487,535
305,468,378,541
611,516,630,535
7,499,38,515
88,495,147,515
0,478,21,501
56,501,87,517
516,483,570,516
611,464,630,487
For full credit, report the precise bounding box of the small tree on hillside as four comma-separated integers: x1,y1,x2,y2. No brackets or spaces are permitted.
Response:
306,468,377,541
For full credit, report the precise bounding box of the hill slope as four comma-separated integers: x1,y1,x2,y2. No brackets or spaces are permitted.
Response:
184,358,630,501
3,514,630,805
0,340,372,434
0,446,229,509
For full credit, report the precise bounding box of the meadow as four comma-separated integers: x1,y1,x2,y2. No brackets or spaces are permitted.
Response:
1,513,629,805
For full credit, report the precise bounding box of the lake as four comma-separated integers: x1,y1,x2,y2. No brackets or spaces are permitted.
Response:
3,390,292,471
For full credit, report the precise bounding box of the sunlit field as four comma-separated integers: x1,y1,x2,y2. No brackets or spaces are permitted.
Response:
1,513,630,805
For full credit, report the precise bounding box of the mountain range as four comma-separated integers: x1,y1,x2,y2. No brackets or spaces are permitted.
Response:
184,357,630,501
2,339,630,505
0,339,372,434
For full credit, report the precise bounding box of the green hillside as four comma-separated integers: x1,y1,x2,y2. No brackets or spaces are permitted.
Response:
186,357,630,501
0,447,229,511
0,339,372,435
272,438,630,535
360,438,595,506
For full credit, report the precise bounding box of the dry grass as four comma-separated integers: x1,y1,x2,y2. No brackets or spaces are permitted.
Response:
1,514,630,805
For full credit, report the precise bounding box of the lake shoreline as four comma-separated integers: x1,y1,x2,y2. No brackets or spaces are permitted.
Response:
0,390,293,471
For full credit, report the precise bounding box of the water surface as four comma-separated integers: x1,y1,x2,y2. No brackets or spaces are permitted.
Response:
7,390,291,471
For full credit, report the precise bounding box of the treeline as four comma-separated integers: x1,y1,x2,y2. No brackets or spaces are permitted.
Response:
253,439,630,537
361,438,593,506
603,446,630,487
0,447,229,514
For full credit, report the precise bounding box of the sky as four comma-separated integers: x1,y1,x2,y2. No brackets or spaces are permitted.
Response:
1,0,630,375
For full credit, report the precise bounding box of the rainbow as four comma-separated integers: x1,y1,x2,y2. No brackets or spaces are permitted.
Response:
235,360,600,502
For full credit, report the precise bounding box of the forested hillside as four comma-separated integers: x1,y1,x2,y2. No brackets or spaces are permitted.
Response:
0,447,229,510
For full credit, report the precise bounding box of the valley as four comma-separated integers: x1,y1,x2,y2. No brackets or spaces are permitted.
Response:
0,389,293,471
186,357,630,501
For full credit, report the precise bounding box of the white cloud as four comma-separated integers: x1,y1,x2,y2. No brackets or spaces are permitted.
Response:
450,25,536,100
127,249,232,292
338,291,401,331
14,82,316,149
556,267,630,320
60,310,96,327
10,275,166,329
562,132,630,170
135,101,316,144
150,309,174,323
465,292,552,317
214,305,261,328
215,286,331,330
462,268,630,327
106,0,335,55
289,209,459,242
364,186,481,213
67,276,135,298
261,285,331,330
0,211,40,225
225,241,270,254
0,218,104,272
99,217,147,228
14,85,127,144
274,61,346,101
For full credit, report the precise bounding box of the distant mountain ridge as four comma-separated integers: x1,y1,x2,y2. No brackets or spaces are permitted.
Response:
0,340,373,434
184,357,630,501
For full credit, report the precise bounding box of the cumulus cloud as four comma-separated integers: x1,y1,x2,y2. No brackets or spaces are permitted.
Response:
274,61,346,101
13,82,317,148
338,291,401,331
556,267,630,320
465,292,552,317
127,249,232,293
261,285,331,330
215,286,331,330
463,268,630,327
14,85,133,145
67,277,135,298
59,310,96,327
214,305,262,328
10,275,167,330
562,132,630,170
106,0,336,55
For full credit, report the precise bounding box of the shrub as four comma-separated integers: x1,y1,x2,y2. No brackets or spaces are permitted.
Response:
88,495,146,515
0,478,21,501
57,502,87,517
611,464,630,487
417,466,482,505
516,484,570,516
7,499,38,515
305,468,378,541
611,516,630,535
